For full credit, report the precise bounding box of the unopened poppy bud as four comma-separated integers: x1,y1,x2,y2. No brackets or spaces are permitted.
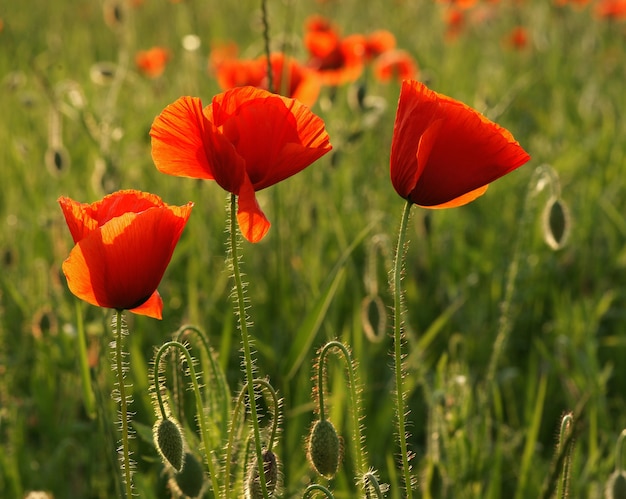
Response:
245,449,279,498
542,196,570,250
307,419,342,478
172,452,205,498
606,470,626,499
153,417,185,472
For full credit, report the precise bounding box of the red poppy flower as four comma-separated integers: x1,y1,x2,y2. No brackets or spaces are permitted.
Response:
390,80,530,208
150,86,332,242
59,190,193,319
135,47,170,78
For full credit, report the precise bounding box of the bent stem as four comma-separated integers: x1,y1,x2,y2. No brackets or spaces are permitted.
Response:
302,484,335,499
152,340,220,495
317,341,367,479
228,193,270,499
112,310,133,499
392,199,414,498
224,379,280,497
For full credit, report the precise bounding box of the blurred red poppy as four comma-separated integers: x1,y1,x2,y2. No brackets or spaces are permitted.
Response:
506,26,529,49
373,50,419,82
304,15,365,85
390,80,530,208
214,52,321,108
59,190,193,319
135,47,170,78
364,30,397,60
595,0,626,19
150,86,332,242
215,57,266,90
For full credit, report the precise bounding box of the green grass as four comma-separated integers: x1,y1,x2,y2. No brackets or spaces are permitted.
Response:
2,0,626,498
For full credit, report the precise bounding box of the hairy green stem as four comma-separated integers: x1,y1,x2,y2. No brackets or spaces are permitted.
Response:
302,484,335,498
363,472,385,499
152,340,220,496
224,379,279,497
174,324,230,428
392,199,414,497
317,341,367,479
113,310,133,499
229,193,269,499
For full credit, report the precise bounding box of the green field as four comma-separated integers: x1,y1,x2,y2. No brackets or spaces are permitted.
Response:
2,1,626,498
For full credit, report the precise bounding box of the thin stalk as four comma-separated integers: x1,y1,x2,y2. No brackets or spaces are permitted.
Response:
229,193,270,499
317,341,367,479
392,199,414,497
153,340,220,496
224,379,280,497
261,0,273,93
303,484,335,499
75,301,96,419
556,413,574,499
363,472,385,499
617,429,626,472
112,310,133,499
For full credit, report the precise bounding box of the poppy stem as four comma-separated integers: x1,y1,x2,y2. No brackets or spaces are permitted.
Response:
224,379,280,497
316,341,367,480
261,0,273,94
152,340,221,495
112,310,134,499
302,484,335,499
392,199,414,497
228,193,270,499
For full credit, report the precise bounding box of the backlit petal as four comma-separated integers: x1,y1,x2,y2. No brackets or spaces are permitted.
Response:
62,201,192,318
129,291,163,319
390,80,530,207
209,87,331,190
150,96,216,180
236,176,270,243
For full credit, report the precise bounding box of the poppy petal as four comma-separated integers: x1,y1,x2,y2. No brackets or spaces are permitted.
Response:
150,96,216,180
208,87,331,190
422,185,489,209
129,291,163,319
236,176,271,243
62,203,192,318
58,196,99,243
391,80,530,206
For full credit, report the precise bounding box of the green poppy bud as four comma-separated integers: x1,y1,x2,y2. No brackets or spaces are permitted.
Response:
172,452,205,498
153,417,185,472
307,419,342,478
245,449,279,498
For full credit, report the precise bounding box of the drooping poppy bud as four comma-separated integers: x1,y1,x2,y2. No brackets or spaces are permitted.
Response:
307,419,342,478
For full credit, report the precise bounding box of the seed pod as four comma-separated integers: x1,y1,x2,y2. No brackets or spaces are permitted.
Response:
245,449,279,499
307,419,342,478
172,452,205,499
153,417,185,472
542,196,570,250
